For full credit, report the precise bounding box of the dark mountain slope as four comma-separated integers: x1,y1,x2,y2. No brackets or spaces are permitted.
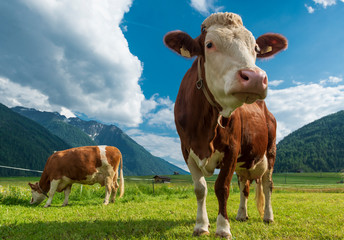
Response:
0,104,71,176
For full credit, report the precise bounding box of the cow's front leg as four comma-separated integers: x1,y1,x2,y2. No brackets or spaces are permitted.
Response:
262,168,274,223
236,178,249,221
188,157,209,236
44,179,59,208
62,185,72,207
215,154,236,239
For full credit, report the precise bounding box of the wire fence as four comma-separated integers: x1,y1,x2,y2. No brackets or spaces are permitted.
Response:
0,165,43,173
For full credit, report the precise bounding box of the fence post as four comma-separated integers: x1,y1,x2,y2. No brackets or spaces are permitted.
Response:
152,180,155,194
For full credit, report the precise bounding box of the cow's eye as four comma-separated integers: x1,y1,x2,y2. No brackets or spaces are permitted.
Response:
206,42,213,49
255,44,261,54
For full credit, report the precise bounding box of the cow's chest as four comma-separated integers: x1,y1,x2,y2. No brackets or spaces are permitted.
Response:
189,148,224,177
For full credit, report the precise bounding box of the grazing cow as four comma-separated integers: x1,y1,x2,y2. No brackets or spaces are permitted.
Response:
29,146,124,207
164,12,287,239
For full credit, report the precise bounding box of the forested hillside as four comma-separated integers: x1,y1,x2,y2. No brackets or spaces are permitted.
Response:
0,104,71,176
275,110,344,173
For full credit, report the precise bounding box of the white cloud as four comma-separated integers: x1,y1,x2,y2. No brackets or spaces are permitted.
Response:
0,0,144,126
189,0,223,15
0,77,51,110
266,83,344,142
305,4,315,13
269,80,284,87
126,129,186,171
320,76,342,85
142,95,176,129
328,76,342,83
313,0,336,8
306,0,344,12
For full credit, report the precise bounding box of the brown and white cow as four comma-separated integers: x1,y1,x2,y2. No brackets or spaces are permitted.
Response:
29,145,124,208
164,12,287,239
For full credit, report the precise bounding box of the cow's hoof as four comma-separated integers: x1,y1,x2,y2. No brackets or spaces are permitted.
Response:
192,229,209,236
236,216,249,222
215,231,232,239
263,218,274,224
62,203,68,207
43,204,50,208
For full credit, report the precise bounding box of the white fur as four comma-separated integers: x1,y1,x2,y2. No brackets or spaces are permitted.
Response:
189,148,224,177
62,185,71,206
236,180,248,221
204,25,264,117
215,214,232,239
187,156,209,235
44,179,60,207
30,190,46,205
262,168,274,222
235,154,268,180
98,145,108,165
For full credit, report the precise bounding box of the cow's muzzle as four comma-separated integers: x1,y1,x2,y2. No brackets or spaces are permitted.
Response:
233,68,268,102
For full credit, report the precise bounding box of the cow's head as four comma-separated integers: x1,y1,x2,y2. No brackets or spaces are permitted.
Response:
28,182,47,205
164,12,287,117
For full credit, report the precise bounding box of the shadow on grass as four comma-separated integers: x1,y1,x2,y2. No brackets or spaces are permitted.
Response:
0,218,195,239
0,196,31,206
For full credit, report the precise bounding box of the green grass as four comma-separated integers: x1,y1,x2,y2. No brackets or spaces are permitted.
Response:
0,174,344,239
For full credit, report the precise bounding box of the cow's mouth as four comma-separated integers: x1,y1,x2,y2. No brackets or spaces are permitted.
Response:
232,92,265,104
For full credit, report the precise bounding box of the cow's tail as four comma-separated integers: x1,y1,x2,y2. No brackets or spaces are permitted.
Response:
119,155,124,198
255,178,265,218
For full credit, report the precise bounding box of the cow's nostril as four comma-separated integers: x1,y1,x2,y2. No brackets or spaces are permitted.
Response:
240,71,249,81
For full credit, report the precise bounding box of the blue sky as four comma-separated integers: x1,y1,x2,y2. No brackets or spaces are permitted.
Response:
1,0,344,170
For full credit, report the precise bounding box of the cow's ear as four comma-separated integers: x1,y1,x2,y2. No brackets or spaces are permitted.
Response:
256,33,288,59
28,183,34,189
164,31,202,58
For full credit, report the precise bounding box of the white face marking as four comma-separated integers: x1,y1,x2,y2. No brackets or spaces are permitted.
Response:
30,190,46,205
189,149,224,177
204,24,265,117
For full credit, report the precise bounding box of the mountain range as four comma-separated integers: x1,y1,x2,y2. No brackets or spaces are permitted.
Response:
0,103,188,176
1,102,343,175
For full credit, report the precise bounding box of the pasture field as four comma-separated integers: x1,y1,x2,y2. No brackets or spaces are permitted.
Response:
0,173,343,240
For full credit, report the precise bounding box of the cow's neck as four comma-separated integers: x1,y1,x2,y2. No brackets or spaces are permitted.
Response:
38,171,51,194
175,57,220,160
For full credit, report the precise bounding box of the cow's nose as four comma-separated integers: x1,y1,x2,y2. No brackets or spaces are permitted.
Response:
238,69,268,91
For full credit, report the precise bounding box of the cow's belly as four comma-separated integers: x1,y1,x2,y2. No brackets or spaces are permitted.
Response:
189,149,224,177
235,154,268,180
56,167,115,191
